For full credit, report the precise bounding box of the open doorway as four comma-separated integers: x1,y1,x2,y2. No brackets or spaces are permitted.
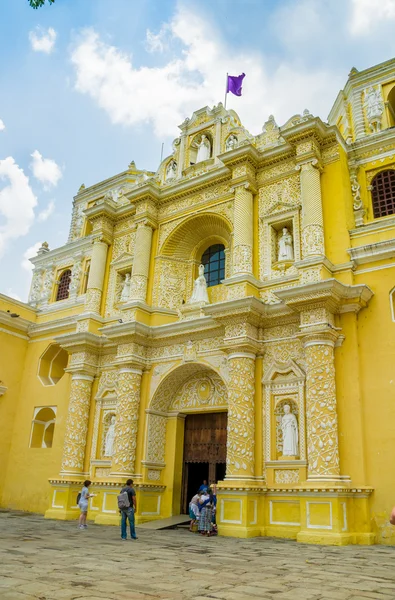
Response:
181,412,227,513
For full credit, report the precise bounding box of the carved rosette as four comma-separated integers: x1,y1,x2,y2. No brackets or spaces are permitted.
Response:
226,353,255,478
304,337,340,479
61,374,94,473
111,367,143,475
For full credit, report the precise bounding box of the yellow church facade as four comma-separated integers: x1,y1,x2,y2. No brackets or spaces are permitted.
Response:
1,58,395,545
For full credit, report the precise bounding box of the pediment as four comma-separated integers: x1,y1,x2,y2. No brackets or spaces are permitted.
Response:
262,200,299,216
111,251,133,267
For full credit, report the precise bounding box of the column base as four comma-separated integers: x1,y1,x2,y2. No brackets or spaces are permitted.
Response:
217,480,265,539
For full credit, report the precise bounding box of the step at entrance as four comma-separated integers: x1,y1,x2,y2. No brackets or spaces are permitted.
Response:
137,514,190,530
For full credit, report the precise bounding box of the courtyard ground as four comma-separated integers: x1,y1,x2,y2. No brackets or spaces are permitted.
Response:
0,511,395,600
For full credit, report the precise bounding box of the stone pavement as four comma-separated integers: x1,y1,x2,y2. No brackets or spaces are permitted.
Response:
1,511,395,600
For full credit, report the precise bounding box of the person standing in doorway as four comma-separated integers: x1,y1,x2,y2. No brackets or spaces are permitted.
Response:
198,479,208,493
78,480,93,530
120,479,137,540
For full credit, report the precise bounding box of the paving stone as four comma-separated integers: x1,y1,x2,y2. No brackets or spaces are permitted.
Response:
0,511,395,600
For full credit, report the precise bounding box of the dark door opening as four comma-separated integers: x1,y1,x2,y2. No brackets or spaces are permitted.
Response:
181,412,227,514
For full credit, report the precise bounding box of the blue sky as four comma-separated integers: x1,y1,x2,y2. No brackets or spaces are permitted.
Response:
1,0,395,301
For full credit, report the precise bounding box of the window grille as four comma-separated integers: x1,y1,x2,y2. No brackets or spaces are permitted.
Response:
372,170,395,218
201,244,225,287
56,269,71,301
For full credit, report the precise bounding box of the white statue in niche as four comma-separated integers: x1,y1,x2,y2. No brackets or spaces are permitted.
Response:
196,135,211,163
226,134,238,151
166,160,177,180
278,227,294,262
189,264,209,304
364,86,384,132
281,405,298,457
120,273,131,302
104,416,116,457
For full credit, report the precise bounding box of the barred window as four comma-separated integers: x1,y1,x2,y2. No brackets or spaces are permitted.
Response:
56,269,71,301
372,170,395,218
201,244,225,287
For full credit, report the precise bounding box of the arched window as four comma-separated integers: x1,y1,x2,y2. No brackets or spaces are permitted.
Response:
56,269,71,301
371,170,395,218
30,407,56,448
201,244,225,287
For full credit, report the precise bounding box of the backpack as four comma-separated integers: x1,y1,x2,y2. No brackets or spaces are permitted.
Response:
77,492,81,505
117,490,130,510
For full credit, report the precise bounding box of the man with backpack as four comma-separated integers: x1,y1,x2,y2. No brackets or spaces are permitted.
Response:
118,479,137,540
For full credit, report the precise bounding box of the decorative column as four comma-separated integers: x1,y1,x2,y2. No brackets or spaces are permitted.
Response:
302,331,340,482
60,373,94,475
176,133,187,178
129,220,154,302
226,352,256,479
111,366,143,476
298,160,324,258
85,237,109,313
352,89,366,139
232,183,254,276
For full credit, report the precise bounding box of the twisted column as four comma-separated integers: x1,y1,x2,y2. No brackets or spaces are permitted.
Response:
129,221,154,302
299,160,324,258
61,374,94,475
232,184,253,275
85,238,109,313
226,352,255,479
303,333,340,481
111,367,143,476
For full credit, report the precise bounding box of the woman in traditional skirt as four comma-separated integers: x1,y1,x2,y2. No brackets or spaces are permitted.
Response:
198,489,214,536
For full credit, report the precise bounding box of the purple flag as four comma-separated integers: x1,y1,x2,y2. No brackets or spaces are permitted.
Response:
227,73,245,97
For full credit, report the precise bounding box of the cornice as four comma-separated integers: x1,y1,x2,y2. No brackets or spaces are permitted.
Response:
0,311,32,333
28,315,78,338
280,117,337,146
348,128,395,162
54,331,105,354
84,199,118,222
274,278,373,314
217,142,261,168
30,236,94,268
348,238,395,266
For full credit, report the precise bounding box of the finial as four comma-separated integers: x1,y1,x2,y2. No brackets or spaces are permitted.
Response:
78,183,85,192
38,241,50,254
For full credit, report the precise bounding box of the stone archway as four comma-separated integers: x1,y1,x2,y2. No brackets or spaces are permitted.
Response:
144,362,228,467
153,212,233,309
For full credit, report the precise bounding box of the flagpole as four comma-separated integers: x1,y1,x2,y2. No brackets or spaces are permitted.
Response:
224,72,228,110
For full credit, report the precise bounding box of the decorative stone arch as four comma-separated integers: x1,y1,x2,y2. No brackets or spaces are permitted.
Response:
262,360,306,463
154,213,233,309
143,362,228,477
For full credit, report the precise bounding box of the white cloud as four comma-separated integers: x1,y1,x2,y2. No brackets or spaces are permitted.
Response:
30,150,62,189
38,200,55,222
145,25,170,53
21,241,43,272
70,8,342,139
5,288,22,302
350,0,395,35
0,157,37,259
29,27,57,54
0,119,5,132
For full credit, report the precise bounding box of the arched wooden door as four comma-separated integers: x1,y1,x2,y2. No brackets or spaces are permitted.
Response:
181,412,227,513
